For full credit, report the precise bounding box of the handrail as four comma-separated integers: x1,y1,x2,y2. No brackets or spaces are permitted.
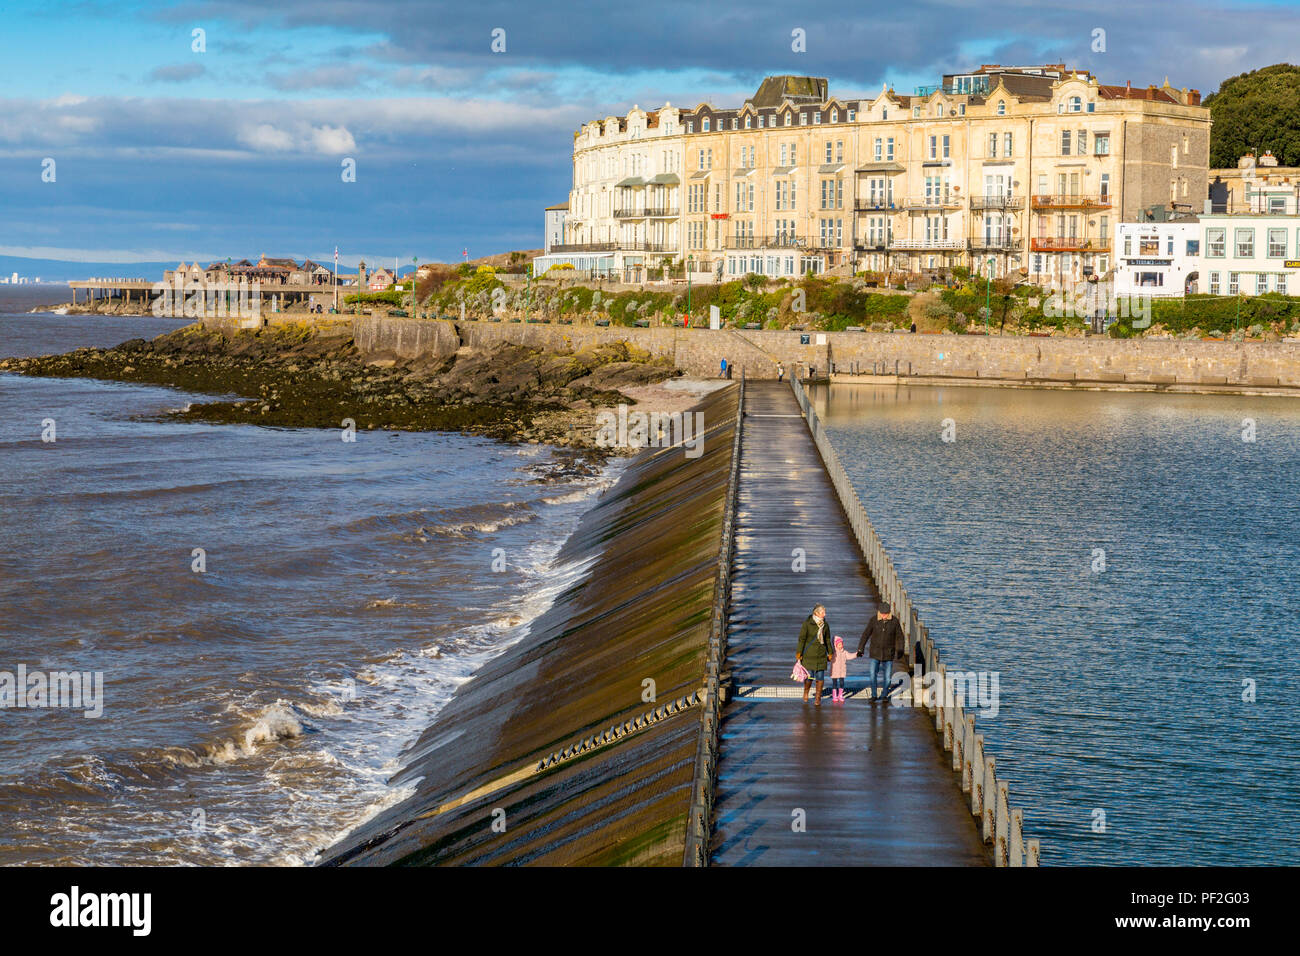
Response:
682,370,745,866
788,375,1040,867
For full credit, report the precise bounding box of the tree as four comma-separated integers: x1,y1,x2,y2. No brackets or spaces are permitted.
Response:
1204,64,1300,168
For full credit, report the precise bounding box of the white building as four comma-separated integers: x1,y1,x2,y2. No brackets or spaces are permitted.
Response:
1114,219,1202,297
543,202,567,254
1114,211,1300,299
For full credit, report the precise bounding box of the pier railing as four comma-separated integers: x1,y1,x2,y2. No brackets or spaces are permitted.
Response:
683,372,744,867
789,375,1041,867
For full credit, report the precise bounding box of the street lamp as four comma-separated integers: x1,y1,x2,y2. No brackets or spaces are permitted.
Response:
686,255,694,326
410,256,418,314
984,256,995,334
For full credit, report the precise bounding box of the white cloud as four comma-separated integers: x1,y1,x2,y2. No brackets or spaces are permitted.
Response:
308,124,356,154
237,123,295,152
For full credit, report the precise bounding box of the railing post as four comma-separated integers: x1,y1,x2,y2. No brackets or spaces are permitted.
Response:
995,780,1010,867
1010,809,1025,867
935,663,947,732
971,734,986,818
1027,839,1041,867
982,758,997,843
961,715,975,793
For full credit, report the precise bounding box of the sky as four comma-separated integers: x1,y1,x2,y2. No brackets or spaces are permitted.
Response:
1,0,1298,269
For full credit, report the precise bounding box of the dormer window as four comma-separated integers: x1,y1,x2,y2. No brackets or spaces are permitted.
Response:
732,118,739,130
996,100,1006,115
799,112,807,125
848,109,856,121
702,117,710,132
830,109,838,123
687,121,695,133
881,108,887,119
745,115,752,129
1069,96,1082,112
784,112,792,127
813,112,821,124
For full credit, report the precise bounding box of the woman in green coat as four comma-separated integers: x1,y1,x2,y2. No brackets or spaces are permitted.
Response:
796,604,835,705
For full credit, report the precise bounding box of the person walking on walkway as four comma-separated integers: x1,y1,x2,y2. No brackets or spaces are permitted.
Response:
777,362,785,383
829,635,858,703
857,602,904,702
796,605,835,706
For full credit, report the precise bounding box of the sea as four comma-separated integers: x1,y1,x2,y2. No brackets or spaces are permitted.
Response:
0,286,615,865
818,381,1300,865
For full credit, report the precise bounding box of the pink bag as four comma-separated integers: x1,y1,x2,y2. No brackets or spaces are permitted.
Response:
791,661,810,682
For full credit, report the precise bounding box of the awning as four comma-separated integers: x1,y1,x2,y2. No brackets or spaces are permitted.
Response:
615,177,646,188
689,170,711,179
855,162,905,173
772,166,796,176
818,163,846,174
733,168,756,178
650,173,680,185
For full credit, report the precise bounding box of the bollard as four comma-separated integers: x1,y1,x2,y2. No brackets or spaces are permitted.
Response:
995,781,1010,867
951,706,964,771
935,663,947,732
982,758,997,843
971,734,985,817
1027,839,1041,867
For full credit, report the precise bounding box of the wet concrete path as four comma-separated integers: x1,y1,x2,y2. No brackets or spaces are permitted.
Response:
709,381,990,866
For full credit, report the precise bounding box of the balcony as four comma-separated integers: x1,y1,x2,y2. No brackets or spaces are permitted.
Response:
968,237,1021,253
970,195,1025,211
854,240,889,252
1030,236,1111,253
728,236,836,251
613,207,680,219
889,238,965,251
854,198,898,212
901,195,964,211
1030,194,1112,210
550,241,675,254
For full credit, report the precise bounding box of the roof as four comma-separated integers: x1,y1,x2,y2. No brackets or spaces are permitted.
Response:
258,257,300,269
1097,84,1179,103
545,202,570,210
746,75,828,109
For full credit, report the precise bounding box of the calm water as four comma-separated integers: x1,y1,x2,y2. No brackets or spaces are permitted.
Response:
0,306,612,865
817,382,1300,865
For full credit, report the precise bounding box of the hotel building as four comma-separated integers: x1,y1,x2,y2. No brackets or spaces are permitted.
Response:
535,66,1211,287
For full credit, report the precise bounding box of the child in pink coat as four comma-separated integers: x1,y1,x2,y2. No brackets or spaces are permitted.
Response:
830,635,857,702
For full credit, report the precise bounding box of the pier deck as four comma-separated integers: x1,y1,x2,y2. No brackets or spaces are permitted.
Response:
709,381,990,866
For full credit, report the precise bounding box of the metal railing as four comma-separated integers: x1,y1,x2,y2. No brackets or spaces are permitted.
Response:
1030,194,1111,210
614,207,680,218
970,195,1026,211
683,371,745,867
789,375,1041,867
889,238,965,251
901,195,963,210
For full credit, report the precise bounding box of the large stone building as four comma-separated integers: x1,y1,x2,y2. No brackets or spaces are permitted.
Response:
535,66,1212,287
1209,151,1300,214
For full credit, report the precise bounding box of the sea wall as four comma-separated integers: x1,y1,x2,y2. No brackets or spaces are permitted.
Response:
321,384,739,866
341,314,1300,391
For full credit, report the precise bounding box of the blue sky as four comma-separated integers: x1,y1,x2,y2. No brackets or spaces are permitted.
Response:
1,0,1298,268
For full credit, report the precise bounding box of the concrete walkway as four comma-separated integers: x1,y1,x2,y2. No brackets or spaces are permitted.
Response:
709,381,990,866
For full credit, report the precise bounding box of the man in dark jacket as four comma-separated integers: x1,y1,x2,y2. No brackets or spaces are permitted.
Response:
796,605,834,706
858,603,904,702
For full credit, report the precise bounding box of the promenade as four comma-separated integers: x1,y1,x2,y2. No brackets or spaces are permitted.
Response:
708,382,991,865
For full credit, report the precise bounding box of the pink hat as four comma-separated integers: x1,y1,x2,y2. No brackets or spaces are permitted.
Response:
834,635,844,645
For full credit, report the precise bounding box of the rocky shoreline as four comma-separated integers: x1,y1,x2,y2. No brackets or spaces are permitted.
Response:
0,323,682,463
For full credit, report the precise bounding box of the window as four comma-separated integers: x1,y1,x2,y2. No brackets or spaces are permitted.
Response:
1061,130,1071,155
836,141,843,162
913,105,921,117
1186,239,1199,256
1236,228,1255,258
1170,145,1178,169
732,118,739,130
1209,271,1220,294
745,115,752,129
1257,273,1268,295
942,134,950,158
1095,133,1110,156
997,100,1006,115
1005,132,1013,156
1077,130,1087,155
830,109,838,123
1087,101,1095,113
1069,96,1082,112
825,141,833,163
881,108,887,120
886,138,894,160
784,112,792,127
687,121,694,133
929,135,937,160
757,115,765,128
873,137,882,161
1279,274,1288,295
702,118,710,132
1100,216,1109,241
988,132,998,158
1268,228,1287,258
1167,236,1174,255
800,112,808,125
780,144,787,165
1229,272,1239,294
1207,228,1226,257
959,104,965,116
848,109,856,121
